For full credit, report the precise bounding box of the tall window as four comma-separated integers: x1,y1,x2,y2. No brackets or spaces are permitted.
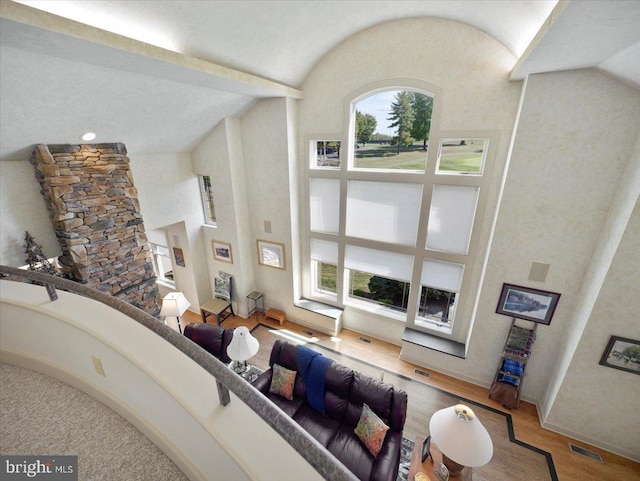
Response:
199,175,216,225
305,85,494,339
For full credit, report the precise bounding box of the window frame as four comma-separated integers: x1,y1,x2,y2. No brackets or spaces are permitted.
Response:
199,175,217,226
150,242,175,288
301,81,498,342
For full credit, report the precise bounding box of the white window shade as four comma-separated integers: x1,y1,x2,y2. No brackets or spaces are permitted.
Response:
310,178,340,234
310,239,339,264
345,245,414,281
426,185,479,254
346,180,422,246
421,259,464,292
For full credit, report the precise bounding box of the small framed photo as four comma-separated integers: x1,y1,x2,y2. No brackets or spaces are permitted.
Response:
496,283,561,325
599,336,640,375
173,247,185,267
257,239,285,270
212,240,233,264
421,435,431,462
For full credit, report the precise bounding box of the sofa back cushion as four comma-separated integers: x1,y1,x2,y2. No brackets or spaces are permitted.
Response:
323,363,354,421
269,339,306,399
184,323,234,364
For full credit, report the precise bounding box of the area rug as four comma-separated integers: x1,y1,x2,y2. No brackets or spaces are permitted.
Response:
397,437,414,481
249,323,558,481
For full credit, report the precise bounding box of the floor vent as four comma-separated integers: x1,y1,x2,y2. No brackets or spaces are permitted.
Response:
358,337,372,344
414,368,430,378
569,444,603,463
302,330,314,336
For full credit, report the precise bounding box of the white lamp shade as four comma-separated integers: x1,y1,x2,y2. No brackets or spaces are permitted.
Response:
429,404,493,467
227,326,259,361
160,292,191,317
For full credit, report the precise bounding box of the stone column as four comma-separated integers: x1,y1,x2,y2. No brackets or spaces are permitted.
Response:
31,143,160,315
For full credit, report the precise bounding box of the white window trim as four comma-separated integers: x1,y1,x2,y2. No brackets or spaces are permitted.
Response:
150,242,176,288
301,80,499,343
199,175,217,226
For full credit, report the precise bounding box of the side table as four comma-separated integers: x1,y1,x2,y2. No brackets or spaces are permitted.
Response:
246,291,264,321
408,436,472,481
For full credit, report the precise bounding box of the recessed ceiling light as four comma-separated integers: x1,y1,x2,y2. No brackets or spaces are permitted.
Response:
80,132,96,141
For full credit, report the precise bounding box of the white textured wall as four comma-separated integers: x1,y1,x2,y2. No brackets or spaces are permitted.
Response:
481,70,640,401
544,200,640,460
129,152,208,312
0,160,60,266
192,118,256,317
241,98,295,313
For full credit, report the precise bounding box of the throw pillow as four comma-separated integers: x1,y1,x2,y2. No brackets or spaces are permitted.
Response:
354,403,390,459
269,363,297,400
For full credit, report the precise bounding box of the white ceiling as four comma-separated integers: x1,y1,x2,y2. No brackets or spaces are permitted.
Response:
1,0,638,162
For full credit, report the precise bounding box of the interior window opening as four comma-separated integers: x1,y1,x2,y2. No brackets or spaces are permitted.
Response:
150,243,175,286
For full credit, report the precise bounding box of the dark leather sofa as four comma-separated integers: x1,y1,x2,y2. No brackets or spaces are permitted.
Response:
183,322,234,363
253,339,408,481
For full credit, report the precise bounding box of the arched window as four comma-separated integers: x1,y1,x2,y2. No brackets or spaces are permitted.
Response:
305,84,496,341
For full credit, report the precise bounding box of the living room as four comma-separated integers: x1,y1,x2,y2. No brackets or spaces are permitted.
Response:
1,1,638,480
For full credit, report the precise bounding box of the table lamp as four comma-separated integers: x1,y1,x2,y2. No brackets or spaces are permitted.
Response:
429,404,493,476
160,292,191,334
227,326,260,374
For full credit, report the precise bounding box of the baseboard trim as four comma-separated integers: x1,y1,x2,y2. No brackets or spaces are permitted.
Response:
539,417,640,463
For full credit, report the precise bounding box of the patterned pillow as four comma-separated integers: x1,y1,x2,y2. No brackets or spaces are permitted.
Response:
354,403,390,459
269,363,297,400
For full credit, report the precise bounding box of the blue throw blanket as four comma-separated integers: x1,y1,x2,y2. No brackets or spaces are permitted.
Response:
296,344,332,415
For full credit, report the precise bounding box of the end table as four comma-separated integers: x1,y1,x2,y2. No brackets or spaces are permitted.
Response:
408,436,472,480
246,291,264,321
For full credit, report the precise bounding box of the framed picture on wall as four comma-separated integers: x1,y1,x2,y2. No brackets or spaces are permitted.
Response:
496,283,560,325
173,247,185,267
212,240,233,264
599,336,640,375
257,239,285,270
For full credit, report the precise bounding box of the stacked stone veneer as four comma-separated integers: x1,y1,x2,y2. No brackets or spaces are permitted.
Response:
31,143,160,315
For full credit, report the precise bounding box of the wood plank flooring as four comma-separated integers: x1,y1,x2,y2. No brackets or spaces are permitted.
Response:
182,311,640,481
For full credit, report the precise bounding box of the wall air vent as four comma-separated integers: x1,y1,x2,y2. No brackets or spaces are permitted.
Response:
569,444,603,463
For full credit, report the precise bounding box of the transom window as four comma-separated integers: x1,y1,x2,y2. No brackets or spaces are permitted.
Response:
199,175,216,225
305,85,494,339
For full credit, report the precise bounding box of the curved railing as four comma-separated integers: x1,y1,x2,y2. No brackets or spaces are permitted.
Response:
0,265,358,481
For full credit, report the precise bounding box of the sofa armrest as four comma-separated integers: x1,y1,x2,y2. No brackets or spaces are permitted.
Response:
183,322,233,364
370,430,403,481
252,370,273,393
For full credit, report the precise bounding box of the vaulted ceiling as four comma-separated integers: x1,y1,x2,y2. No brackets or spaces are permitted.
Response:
1,0,638,162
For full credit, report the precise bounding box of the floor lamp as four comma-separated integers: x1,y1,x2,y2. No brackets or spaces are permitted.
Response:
160,292,191,334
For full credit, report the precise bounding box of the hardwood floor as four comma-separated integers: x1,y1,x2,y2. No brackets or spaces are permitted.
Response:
181,311,640,481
